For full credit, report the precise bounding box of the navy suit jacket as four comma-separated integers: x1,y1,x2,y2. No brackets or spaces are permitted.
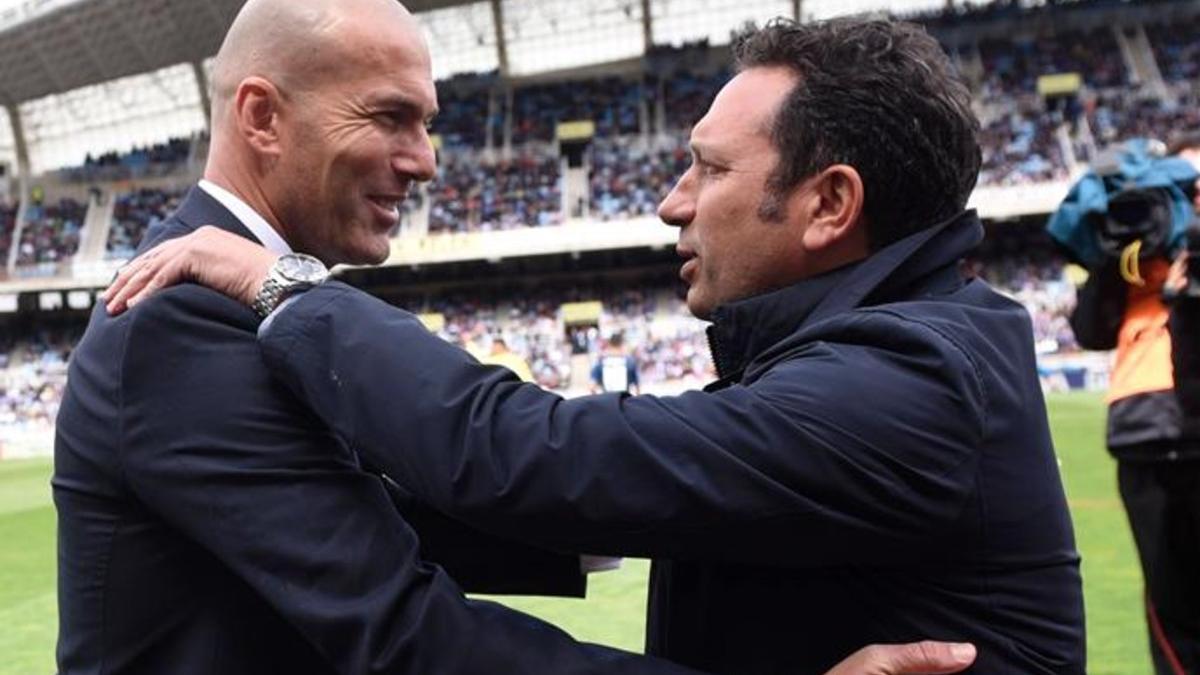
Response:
53,186,699,674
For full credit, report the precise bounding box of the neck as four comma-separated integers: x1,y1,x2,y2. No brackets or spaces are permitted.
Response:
203,154,293,248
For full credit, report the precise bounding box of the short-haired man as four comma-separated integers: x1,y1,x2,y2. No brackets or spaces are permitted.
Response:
106,15,1083,675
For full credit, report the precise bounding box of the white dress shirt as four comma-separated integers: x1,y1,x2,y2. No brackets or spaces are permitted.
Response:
198,179,293,256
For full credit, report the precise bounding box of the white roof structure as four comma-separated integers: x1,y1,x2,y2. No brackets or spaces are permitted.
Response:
0,0,951,173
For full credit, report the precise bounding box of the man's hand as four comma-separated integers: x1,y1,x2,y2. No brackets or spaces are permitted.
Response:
103,226,278,315
824,641,976,675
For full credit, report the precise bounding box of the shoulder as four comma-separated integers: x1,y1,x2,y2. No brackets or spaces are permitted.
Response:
117,285,263,407
752,303,994,435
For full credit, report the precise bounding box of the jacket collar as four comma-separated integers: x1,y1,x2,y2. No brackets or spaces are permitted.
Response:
705,209,985,382
149,184,262,248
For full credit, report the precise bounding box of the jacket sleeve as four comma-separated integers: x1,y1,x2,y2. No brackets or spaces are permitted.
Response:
260,283,986,568
1069,258,1126,350
119,286,699,675
379,476,586,597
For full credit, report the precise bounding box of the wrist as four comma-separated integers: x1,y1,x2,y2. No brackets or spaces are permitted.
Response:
251,253,329,317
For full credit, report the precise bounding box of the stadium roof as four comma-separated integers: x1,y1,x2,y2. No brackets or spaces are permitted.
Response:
0,0,954,171
0,0,478,106
0,0,965,107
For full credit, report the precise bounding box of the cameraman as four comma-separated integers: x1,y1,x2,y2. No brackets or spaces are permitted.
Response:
1071,133,1200,675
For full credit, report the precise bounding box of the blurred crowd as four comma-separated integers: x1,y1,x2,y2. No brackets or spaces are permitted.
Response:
0,325,79,433
1147,13,1200,83
589,137,690,220
61,136,195,182
395,279,714,391
106,187,187,259
427,150,563,234
0,228,1097,431
16,198,86,267
978,27,1127,100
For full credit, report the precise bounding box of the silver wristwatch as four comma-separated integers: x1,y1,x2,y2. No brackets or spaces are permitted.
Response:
251,253,329,318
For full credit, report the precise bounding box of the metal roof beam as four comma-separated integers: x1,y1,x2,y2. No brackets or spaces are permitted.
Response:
192,60,211,130
642,0,653,47
490,0,510,78
5,103,27,272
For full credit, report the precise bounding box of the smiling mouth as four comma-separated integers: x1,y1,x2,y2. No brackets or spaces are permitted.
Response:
367,195,405,213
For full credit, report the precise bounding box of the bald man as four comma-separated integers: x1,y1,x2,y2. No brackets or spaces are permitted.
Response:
55,1,678,672
55,1,975,673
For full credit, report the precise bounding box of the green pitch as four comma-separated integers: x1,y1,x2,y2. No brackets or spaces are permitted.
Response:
0,393,1152,673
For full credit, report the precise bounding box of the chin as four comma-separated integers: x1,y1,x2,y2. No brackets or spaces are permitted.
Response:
685,294,713,321
344,242,391,267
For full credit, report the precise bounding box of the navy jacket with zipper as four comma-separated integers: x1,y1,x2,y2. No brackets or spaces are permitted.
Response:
259,209,1086,674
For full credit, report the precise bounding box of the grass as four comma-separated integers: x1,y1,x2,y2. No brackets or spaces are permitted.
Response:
0,392,1151,673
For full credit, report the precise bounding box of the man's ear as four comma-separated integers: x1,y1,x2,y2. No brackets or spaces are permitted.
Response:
232,76,285,160
797,164,867,253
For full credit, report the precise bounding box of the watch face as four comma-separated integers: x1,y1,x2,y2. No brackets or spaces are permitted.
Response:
278,254,328,284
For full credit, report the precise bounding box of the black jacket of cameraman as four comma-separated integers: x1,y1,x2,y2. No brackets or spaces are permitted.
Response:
1071,256,1200,460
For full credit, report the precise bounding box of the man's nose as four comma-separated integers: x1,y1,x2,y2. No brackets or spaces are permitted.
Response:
658,173,695,228
395,132,438,183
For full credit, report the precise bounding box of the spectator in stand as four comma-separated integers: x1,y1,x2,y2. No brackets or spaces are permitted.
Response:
590,332,640,394
477,335,535,383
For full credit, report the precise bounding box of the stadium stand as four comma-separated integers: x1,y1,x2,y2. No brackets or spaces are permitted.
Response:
589,136,690,220
0,322,80,432
978,108,1071,186
106,187,188,260
427,148,563,233
16,197,86,267
2,0,1199,443
60,136,195,182
1087,85,1200,146
510,76,644,144
433,72,504,149
978,27,1128,99
1146,13,1200,82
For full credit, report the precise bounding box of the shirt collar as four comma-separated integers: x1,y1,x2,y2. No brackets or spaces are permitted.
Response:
198,179,293,256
